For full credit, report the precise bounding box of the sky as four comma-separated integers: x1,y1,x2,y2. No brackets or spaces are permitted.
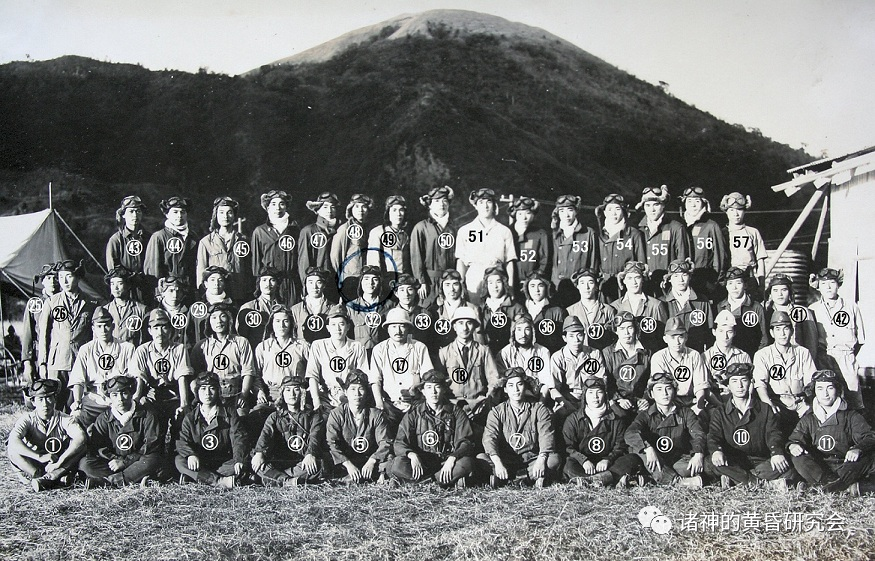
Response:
2,0,873,158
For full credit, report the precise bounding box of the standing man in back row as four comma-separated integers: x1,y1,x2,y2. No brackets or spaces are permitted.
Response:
410,186,456,309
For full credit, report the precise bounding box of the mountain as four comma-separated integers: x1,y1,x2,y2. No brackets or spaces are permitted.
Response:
0,10,811,278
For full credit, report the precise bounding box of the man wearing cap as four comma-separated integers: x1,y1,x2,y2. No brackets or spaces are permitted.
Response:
508,197,549,287
635,186,691,294
707,363,794,489
129,308,194,449
609,262,667,352
289,267,335,344
237,267,282,348
563,376,644,486
191,266,233,345
428,269,483,354
156,276,196,349
595,194,646,302
252,190,301,307
410,186,456,308
367,195,410,276
381,274,432,346
306,304,369,412
21,262,59,386
331,194,374,299
753,311,817,424
765,274,817,357
456,188,518,305
297,192,340,287
650,317,710,415
369,308,434,427
497,313,554,406
326,370,392,483
602,312,651,417
625,372,707,488
68,308,137,427
567,269,618,352
551,195,598,304
252,375,324,486
788,369,875,493
102,265,148,346
439,306,501,423
81,376,164,488
680,187,728,299
8,379,87,491
549,315,606,418
662,258,714,352
177,372,249,488
106,195,148,304
703,310,752,394
481,367,561,488
144,196,199,291
255,304,310,404
38,259,98,410
191,303,261,414
347,265,388,351
391,369,476,487
807,268,866,410
715,267,768,358
720,192,767,288
522,271,567,354
197,196,252,306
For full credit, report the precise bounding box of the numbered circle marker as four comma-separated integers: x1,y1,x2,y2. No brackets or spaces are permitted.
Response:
44,437,63,454
742,311,759,328
171,313,187,329
539,319,556,336
452,368,469,384
278,235,296,252
166,237,184,255
380,232,397,248
832,311,850,328
98,354,116,370
732,428,750,446
768,365,785,381
26,297,43,314
126,239,143,256
275,351,293,368
310,232,327,249
438,233,455,250
510,432,527,451
618,365,636,382
582,358,600,375
586,323,603,340
287,435,305,452
588,437,606,454
348,224,363,241
710,354,727,371
365,312,382,328
116,434,134,451
155,358,171,376
491,312,507,329
528,356,544,373
201,433,219,451
213,355,230,371
330,356,347,373
233,240,250,258
126,316,143,332
392,357,408,374
674,366,691,382
422,430,439,447
690,310,706,326
414,313,432,330
435,319,451,336
190,302,208,319
656,436,674,453
640,317,657,334
306,315,324,332
790,306,808,323
245,311,262,328
52,307,69,322
352,437,369,453
817,435,836,452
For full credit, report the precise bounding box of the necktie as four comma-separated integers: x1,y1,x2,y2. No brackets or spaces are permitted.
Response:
461,345,469,367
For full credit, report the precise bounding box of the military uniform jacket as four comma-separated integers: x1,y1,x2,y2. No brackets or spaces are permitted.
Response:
563,408,628,464
330,219,368,279
685,216,728,276
297,217,337,285
251,221,301,305
197,231,252,303
597,224,647,277
21,290,51,362
479,298,525,353
394,402,474,462
638,216,691,273
788,407,875,460
9,410,84,455
38,290,98,371
178,405,248,464
143,227,199,289
326,404,391,465
715,296,769,358
255,407,324,464
708,396,784,459
483,401,555,462
410,216,456,290
625,403,706,462
515,228,550,281
528,303,567,354
552,222,598,285
290,297,333,343
106,227,146,275
89,406,163,466
663,288,714,352
602,342,651,400
567,300,618,351
438,341,501,401
103,300,148,346
236,297,277,348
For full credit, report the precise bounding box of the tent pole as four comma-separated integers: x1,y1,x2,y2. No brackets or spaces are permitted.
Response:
48,182,52,210
53,210,107,275
811,191,829,261
1,270,32,299
765,187,826,277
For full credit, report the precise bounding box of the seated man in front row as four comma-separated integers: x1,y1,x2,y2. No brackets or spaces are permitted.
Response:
80,375,164,488
7,379,86,491
788,369,875,494
706,363,794,490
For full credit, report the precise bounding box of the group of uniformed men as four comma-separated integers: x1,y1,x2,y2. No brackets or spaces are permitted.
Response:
7,185,871,493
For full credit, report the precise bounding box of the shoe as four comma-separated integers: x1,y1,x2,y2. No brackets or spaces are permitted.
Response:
216,475,235,489
282,476,299,488
677,476,703,489
84,476,106,490
534,477,546,489
571,477,585,487
140,476,154,489
846,482,861,497
795,481,808,493
455,476,467,489
376,473,388,485
179,474,189,485
58,473,75,488
635,475,645,488
766,478,789,493
720,475,732,489
31,477,52,492
489,475,499,489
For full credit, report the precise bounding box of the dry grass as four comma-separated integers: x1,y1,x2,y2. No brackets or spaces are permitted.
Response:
1,388,874,561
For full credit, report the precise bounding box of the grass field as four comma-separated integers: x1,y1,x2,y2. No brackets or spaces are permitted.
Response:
1,387,874,561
